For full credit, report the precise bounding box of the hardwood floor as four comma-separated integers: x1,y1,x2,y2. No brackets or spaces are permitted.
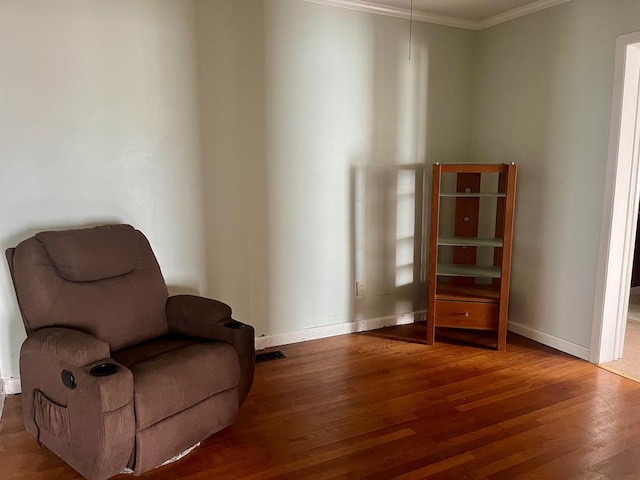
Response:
2,324,640,479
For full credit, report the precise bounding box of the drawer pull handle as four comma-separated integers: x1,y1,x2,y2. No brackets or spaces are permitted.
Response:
464,312,469,317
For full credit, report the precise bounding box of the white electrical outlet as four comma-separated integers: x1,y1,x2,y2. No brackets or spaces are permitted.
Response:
355,280,365,297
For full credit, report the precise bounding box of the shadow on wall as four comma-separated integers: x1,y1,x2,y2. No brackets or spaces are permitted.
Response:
167,285,201,296
346,17,430,326
350,164,428,323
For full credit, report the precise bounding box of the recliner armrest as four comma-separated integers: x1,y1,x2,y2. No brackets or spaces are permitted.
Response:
166,295,255,404
23,327,111,367
166,294,232,329
166,294,254,346
20,329,134,480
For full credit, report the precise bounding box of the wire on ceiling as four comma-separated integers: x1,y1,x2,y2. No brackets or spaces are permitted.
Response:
409,0,413,60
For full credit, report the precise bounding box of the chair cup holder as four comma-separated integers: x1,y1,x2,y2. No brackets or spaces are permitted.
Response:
90,363,120,377
223,320,246,330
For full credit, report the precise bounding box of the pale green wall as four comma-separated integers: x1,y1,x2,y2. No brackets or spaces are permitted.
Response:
0,0,207,381
472,0,640,349
195,0,269,336
196,0,475,336
5,0,636,382
0,0,474,382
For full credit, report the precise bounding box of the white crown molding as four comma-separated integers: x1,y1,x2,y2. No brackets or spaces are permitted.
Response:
302,0,480,30
478,0,573,30
303,0,573,31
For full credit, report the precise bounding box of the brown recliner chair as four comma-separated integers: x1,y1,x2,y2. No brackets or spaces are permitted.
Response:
5,224,255,480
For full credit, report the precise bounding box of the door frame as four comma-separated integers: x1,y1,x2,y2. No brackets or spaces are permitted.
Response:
591,32,640,364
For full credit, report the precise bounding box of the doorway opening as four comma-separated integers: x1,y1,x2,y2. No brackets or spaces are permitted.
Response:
592,33,640,365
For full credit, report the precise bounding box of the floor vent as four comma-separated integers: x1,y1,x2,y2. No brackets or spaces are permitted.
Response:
256,351,287,363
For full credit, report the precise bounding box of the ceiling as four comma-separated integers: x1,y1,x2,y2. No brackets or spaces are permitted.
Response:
305,0,572,30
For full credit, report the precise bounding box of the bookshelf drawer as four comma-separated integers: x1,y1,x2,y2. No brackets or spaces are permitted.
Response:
434,300,499,330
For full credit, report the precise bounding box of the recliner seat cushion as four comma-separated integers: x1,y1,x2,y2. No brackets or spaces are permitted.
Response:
112,339,241,430
111,337,199,367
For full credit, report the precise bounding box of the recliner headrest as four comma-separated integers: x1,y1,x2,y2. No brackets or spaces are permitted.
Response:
36,224,138,282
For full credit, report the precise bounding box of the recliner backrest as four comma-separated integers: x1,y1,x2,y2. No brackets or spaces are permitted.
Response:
9,224,169,351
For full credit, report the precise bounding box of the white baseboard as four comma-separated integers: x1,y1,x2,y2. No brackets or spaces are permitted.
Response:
2,377,21,395
507,321,590,360
255,311,423,350
255,315,591,361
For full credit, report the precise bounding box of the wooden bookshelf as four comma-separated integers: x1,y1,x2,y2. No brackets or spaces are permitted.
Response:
427,163,517,351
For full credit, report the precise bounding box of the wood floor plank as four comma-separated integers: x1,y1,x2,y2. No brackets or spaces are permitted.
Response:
2,324,640,479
